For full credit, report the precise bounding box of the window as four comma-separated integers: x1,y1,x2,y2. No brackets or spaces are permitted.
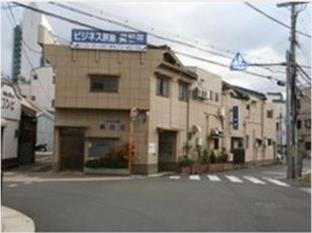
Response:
209,90,213,100
156,74,169,97
214,138,219,150
52,75,55,84
88,138,118,157
267,109,273,118
215,93,219,102
178,81,188,101
305,141,311,150
90,74,119,92
305,119,311,129
31,95,36,101
33,75,38,80
267,138,272,146
297,120,302,129
51,99,55,108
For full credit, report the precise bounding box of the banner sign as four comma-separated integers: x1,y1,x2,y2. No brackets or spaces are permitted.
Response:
232,106,239,130
71,29,147,51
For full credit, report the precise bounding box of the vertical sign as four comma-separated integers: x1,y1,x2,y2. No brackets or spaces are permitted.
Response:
232,106,239,130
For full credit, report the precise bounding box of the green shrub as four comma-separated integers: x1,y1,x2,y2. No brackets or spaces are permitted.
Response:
209,151,216,164
220,153,228,163
178,155,194,167
215,154,223,163
200,149,209,164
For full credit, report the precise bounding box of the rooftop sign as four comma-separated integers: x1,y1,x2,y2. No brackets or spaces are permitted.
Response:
71,29,147,51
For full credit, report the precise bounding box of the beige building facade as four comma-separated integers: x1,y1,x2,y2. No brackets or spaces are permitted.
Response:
297,86,311,158
44,43,277,174
222,84,276,164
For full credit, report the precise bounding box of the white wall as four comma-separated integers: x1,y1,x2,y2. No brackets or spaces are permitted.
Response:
1,83,21,160
29,65,55,112
36,113,54,151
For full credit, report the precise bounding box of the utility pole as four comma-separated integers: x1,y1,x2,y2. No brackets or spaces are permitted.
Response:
277,2,307,179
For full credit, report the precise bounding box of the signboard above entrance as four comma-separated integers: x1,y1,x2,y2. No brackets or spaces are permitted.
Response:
71,29,147,51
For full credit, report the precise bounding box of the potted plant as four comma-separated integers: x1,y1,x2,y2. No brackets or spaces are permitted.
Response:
178,155,194,175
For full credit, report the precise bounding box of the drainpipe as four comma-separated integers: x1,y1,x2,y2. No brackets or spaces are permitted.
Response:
261,101,265,160
186,89,190,157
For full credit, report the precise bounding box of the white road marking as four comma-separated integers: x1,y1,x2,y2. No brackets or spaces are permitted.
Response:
8,183,18,188
23,181,33,185
243,176,266,185
189,175,201,180
225,175,243,183
207,175,221,182
263,177,290,187
169,175,180,180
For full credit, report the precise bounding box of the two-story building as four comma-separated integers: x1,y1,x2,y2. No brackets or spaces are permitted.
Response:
222,83,276,164
43,41,277,174
297,86,311,158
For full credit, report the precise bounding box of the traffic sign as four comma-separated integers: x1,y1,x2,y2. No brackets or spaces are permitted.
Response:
230,52,248,71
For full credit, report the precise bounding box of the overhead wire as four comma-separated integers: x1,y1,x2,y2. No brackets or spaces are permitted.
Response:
244,2,311,39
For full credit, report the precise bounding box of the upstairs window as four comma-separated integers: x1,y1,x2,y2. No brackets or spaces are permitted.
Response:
178,81,189,101
305,119,311,129
31,95,36,101
297,120,302,129
209,90,213,100
215,93,219,102
156,73,169,97
267,109,273,118
90,74,119,93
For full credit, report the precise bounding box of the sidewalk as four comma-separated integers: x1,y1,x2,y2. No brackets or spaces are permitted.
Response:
1,206,35,232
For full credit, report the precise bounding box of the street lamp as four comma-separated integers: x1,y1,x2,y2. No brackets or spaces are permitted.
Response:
128,107,139,176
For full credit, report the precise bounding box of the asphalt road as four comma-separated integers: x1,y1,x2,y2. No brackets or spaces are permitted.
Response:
2,164,311,232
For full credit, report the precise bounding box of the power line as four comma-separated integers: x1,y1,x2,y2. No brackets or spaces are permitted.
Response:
174,50,285,83
48,2,233,59
49,2,296,75
297,63,312,81
244,2,311,39
13,1,284,83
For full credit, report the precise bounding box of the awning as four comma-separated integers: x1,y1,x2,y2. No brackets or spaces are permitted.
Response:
209,127,223,138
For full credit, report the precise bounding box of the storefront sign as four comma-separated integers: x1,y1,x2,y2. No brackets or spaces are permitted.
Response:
1,84,21,121
232,106,239,130
148,143,156,154
71,29,147,51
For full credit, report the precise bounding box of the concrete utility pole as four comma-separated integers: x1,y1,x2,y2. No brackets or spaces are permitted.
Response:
277,2,307,179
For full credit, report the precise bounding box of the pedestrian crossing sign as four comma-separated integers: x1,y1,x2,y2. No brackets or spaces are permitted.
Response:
230,52,248,71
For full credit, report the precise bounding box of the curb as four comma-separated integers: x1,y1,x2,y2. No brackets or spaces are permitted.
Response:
1,206,35,232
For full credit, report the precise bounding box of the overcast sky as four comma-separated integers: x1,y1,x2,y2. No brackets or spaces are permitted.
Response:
1,1,311,94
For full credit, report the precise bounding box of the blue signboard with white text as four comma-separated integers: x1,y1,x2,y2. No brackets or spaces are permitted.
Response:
71,29,147,51
232,106,239,130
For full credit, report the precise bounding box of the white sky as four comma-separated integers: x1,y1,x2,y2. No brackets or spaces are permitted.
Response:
1,1,311,94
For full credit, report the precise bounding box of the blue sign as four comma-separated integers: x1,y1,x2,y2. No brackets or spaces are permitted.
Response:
71,29,147,51
232,106,239,130
230,52,248,71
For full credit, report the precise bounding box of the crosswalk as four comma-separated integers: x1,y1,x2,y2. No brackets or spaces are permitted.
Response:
168,174,290,187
